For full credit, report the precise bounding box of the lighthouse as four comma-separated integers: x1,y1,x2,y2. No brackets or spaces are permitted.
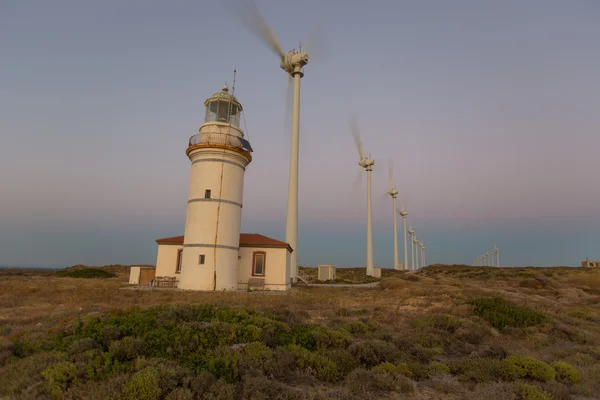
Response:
178,84,253,291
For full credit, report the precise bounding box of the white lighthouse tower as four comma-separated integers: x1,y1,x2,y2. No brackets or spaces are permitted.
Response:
178,84,253,291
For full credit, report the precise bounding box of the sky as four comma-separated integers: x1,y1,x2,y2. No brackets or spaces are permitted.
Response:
1,0,599,268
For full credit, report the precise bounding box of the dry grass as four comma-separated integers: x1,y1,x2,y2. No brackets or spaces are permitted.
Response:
1,264,600,399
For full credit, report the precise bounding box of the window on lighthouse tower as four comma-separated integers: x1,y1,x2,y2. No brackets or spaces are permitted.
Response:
206,100,239,127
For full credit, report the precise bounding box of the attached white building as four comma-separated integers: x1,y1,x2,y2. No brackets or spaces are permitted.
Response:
129,83,293,291
153,233,292,291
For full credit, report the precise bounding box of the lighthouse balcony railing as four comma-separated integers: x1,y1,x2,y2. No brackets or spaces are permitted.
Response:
188,132,253,152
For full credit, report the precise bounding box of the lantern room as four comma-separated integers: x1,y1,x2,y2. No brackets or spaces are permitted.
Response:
204,84,242,127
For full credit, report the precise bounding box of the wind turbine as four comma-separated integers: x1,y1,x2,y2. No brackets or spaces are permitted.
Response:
482,253,487,266
413,235,419,270
419,242,425,268
351,118,375,276
386,160,400,270
488,251,493,266
408,226,415,270
230,0,318,281
399,207,408,270
494,244,500,267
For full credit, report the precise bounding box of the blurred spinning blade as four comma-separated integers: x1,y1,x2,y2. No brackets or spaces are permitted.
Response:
225,0,285,58
349,114,364,159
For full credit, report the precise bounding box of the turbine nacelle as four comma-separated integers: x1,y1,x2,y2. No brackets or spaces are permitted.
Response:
280,50,309,74
358,157,374,169
399,208,408,217
387,188,399,197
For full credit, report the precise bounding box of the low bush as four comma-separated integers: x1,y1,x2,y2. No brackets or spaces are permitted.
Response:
469,297,550,330
551,361,581,383
506,355,556,382
516,383,551,400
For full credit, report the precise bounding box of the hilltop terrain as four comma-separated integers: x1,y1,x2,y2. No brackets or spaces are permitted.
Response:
0,265,599,399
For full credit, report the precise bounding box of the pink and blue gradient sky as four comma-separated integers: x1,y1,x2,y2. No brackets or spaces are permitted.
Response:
1,0,599,268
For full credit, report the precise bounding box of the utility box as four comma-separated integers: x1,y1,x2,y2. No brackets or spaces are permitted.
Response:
372,267,382,278
318,264,336,281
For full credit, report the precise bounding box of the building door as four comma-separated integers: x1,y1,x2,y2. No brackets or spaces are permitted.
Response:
139,268,156,285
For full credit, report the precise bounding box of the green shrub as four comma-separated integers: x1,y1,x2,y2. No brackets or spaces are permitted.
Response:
323,348,360,377
239,342,273,373
449,358,521,383
413,314,462,333
343,321,372,334
372,361,412,377
469,297,549,330
109,337,145,362
428,361,451,376
204,379,236,400
122,366,161,400
42,361,78,399
506,355,555,382
289,344,341,382
551,361,581,383
344,368,414,396
516,383,551,400
206,346,240,382
348,339,400,367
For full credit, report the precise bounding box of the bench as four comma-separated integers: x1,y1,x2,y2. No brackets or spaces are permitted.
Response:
152,276,178,288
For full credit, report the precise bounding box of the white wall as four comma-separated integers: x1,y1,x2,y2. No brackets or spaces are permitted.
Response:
237,247,291,291
155,244,182,278
129,266,141,284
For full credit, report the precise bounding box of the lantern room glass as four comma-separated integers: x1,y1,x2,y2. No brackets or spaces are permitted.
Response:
205,100,240,127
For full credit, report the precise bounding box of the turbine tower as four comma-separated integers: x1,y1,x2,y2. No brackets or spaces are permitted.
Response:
419,242,425,268
408,226,415,270
351,118,375,276
231,0,316,281
494,244,499,267
399,207,408,270
413,235,419,270
386,160,400,270
482,253,487,266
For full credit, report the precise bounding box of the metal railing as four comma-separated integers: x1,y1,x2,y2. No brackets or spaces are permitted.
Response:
188,132,253,152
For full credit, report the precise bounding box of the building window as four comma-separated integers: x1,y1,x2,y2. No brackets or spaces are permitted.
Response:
199,254,205,265
175,249,183,274
252,252,266,276
205,189,211,199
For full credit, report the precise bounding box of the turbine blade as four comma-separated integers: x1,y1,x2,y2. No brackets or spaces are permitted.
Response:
349,114,364,159
351,167,364,211
388,158,393,189
302,24,327,63
225,0,285,58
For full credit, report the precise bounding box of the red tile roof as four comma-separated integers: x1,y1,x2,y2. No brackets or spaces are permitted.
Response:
155,233,293,252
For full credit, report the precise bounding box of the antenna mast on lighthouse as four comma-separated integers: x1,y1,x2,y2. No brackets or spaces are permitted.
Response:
232,68,237,96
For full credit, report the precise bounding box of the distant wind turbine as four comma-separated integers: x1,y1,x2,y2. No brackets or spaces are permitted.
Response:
408,226,415,270
494,244,499,267
399,207,408,270
385,160,400,270
350,116,375,276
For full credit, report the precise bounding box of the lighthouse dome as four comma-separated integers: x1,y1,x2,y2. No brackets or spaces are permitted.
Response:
203,84,243,126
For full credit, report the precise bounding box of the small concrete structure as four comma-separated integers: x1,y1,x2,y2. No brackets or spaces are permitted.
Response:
372,267,382,278
581,258,599,268
129,266,155,285
317,264,336,281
